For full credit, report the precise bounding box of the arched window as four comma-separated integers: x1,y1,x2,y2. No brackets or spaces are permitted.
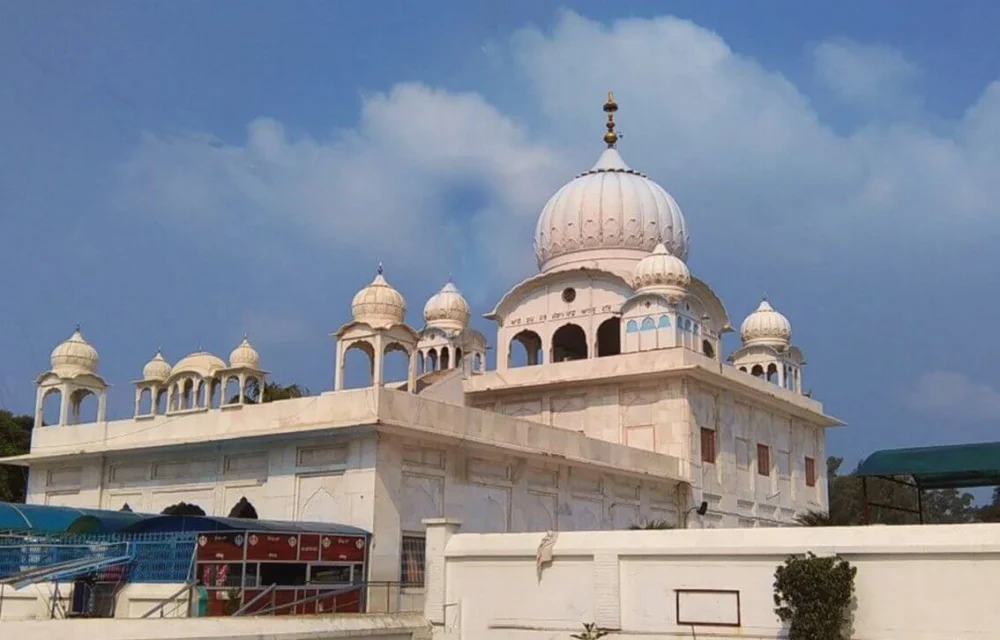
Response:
342,341,376,388
657,315,670,329
596,318,621,357
417,351,425,374
473,353,483,372
224,376,241,403
551,324,588,362
626,320,639,333
693,324,699,335
766,363,778,384
138,388,152,415
455,347,463,366
702,340,715,359
739,366,748,373
640,317,656,331
509,330,542,367
751,364,764,378
440,346,451,370
228,497,259,519
427,348,438,372
383,342,411,384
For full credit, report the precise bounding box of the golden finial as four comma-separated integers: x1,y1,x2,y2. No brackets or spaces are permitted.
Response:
603,90,619,148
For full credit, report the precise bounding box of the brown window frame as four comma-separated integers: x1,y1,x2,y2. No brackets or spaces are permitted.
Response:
756,443,770,477
805,456,817,487
700,428,716,464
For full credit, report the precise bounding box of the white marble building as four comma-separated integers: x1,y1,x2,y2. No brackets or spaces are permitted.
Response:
2,93,840,592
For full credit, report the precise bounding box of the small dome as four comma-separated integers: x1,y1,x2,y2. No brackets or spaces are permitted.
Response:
351,265,406,329
633,243,690,300
740,299,792,347
423,280,470,331
172,351,227,377
50,328,99,375
142,349,172,381
229,336,260,369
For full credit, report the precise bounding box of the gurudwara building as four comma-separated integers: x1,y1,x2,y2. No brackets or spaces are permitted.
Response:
2,94,840,590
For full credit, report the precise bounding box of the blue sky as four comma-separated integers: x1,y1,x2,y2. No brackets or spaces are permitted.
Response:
2,1,1000,475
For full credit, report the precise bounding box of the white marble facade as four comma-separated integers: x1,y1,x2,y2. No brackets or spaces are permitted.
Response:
7,93,841,592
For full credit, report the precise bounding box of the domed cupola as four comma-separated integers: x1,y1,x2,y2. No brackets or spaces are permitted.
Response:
142,349,172,381
740,298,792,348
50,327,99,375
423,280,470,332
633,243,690,301
351,263,406,328
229,335,260,369
533,92,690,275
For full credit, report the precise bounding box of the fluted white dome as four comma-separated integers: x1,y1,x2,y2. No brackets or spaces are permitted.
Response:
352,265,406,328
533,147,689,273
229,336,260,369
172,351,227,377
633,243,690,300
142,349,172,381
740,299,792,347
423,280,470,331
50,328,99,375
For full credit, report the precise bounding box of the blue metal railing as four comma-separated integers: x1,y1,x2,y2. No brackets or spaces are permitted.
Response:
0,532,196,583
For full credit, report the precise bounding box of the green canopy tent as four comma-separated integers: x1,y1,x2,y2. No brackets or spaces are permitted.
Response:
855,441,1000,523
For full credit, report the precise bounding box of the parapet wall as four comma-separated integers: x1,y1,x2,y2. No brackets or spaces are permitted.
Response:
424,520,1000,639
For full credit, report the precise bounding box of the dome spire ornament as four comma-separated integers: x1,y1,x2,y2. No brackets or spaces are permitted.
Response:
377,261,383,276
603,90,619,148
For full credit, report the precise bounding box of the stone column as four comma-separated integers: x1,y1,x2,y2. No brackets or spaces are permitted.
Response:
422,518,461,626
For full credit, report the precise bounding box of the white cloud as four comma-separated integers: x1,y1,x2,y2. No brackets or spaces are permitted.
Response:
903,371,1000,421
813,38,921,113
116,11,1000,292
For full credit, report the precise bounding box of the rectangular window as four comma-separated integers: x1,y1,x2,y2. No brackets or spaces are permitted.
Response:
400,534,426,587
756,444,770,477
805,457,817,487
700,428,716,464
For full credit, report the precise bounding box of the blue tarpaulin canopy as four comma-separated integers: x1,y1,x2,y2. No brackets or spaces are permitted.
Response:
0,502,146,535
122,515,369,536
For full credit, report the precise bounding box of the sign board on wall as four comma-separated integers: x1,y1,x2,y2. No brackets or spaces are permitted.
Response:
675,589,741,627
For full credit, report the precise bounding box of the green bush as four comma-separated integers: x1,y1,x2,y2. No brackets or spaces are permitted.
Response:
773,552,856,640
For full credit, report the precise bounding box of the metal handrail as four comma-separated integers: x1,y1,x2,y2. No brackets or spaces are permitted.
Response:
231,583,277,616
248,584,362,616
140,581,192,619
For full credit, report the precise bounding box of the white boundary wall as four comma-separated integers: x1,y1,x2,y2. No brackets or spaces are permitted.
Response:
424,519,1000,639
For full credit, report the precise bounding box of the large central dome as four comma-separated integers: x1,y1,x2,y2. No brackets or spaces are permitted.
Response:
533,93,689,274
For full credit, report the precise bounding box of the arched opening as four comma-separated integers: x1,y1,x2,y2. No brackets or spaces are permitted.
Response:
658,315,670,329
228,496,259,519
626,320,638,333
417,351,425,374
455,347,463,367
509,330,542,367
224,376,241,404
383,342,411,384
551,324,587,362
155,388,168,414
640,317,655,331
766,363,778,384
440,346,451,370
209,380,221,408
241,377,258,403
427,348,439,372
196,380,206,408
739,366,748,373
473,353,483,372
181,379,194,409
342,341,376,388
70,388,98,424
170,383,181,411
139,388,153,415
41,388,62,426
596,318,621,357
702,340,715,359
751,364,764,378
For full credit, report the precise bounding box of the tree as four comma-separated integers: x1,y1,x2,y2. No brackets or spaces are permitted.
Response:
161,502,206,516
798,456,981,526
0,410,33,503
979,488,1000,522
235,380,309,405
